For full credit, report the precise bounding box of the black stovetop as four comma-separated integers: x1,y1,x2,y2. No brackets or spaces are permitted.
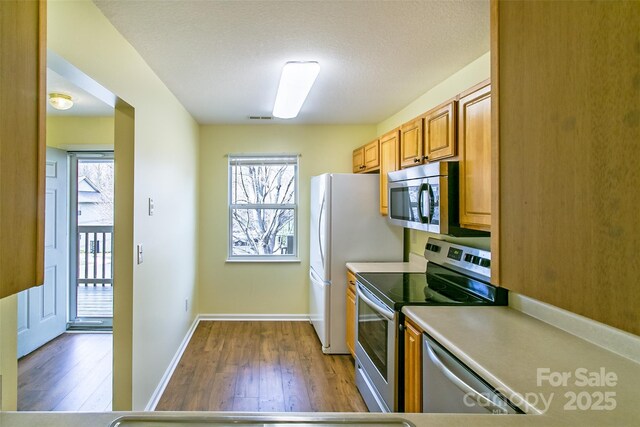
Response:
355,263,508,310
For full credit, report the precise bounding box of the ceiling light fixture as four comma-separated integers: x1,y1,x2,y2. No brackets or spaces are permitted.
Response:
272,61,320,119
48,93,74,110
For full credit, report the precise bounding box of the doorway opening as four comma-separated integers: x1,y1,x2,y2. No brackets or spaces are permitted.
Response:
15,47,133,411
69,153,114,330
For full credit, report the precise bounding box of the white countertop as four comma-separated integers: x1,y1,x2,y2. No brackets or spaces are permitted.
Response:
403,305,640,426
0,410,559,427
346,253,427,274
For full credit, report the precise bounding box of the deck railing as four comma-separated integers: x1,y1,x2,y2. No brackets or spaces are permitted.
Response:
78,225,113,287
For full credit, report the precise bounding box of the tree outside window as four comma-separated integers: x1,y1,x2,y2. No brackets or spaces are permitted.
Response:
228,155,298,260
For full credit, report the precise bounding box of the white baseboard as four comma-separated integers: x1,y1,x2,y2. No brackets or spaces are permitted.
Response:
199,313,310,321
144,315,200,411
144,313,310,410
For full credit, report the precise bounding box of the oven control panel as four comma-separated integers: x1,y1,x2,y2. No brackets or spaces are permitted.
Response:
424,238,491,280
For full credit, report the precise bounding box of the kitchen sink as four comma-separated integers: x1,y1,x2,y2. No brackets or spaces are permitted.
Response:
110,415,415,427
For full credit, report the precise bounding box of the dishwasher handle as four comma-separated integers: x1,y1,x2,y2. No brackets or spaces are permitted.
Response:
424,337,509,414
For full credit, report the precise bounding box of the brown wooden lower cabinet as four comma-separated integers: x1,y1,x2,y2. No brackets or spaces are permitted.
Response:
346,269,357,357
404,318,423,412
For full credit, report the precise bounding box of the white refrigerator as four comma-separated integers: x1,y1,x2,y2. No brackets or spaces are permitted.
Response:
309,173,403,354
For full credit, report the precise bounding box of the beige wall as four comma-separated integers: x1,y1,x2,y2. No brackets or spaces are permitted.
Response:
198,125,375,315
48,0,199,410
377,52,490,136
46,116,114,150
376,52,492,256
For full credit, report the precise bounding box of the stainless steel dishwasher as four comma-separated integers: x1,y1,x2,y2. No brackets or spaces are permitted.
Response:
422,333,522,414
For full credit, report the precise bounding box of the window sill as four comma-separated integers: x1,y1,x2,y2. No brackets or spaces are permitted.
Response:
225,258,301,263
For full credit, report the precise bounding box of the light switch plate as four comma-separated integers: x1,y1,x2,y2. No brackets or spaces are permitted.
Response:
148,198,154,216
137,244,143,264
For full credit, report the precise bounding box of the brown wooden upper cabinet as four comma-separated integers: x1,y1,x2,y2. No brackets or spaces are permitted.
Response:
0,0,47,299
353,139,380,173
424,99,457,161
400,117,423,168
379,129,400,215
352,146,365,173
458,80,492,231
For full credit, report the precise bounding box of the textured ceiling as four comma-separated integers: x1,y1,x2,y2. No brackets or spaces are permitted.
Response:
94,0,489,124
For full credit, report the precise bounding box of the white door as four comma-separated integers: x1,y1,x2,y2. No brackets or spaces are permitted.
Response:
17,147,68,358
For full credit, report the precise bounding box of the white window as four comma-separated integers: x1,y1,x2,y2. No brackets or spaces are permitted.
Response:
228,154,299,261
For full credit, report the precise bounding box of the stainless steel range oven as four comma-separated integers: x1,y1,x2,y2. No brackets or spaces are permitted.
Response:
355,283,398,412
354,238,508,413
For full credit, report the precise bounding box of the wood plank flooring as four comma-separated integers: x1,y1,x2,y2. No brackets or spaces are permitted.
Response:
156,321,368,412
18,333,112,412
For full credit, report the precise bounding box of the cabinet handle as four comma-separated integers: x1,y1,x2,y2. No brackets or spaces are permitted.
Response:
414,158,421,163
423,155,429,160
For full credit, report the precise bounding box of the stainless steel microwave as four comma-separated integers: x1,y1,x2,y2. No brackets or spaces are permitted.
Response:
387,162,487,237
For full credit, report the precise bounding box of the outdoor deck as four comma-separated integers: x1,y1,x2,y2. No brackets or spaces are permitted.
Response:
77,225,113,318
77,285,113,318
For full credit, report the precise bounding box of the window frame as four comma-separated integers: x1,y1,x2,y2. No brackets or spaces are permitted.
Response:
227,154,300,262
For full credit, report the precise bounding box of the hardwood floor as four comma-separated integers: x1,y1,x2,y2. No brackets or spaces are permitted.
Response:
18,333,112,412
156,321,368,412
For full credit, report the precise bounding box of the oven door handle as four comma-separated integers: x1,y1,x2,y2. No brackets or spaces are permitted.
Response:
356,284,395,321
424,338,508,414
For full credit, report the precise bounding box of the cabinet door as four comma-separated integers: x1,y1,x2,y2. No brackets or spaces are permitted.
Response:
425,100,456,161
400,117,423,168
404,318,422,413
363,139,380,172
352,147,365,173
379,130,399,215
458,82,492,231
345,270,357,357
0,0,46,298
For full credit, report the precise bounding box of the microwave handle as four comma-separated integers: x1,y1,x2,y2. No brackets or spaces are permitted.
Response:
427,183,435,220
417,183,429,223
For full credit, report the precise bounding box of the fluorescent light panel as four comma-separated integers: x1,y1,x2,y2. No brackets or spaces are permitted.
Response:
272,61,320,119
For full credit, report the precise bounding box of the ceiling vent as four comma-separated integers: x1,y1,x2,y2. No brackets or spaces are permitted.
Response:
248,116,273,120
